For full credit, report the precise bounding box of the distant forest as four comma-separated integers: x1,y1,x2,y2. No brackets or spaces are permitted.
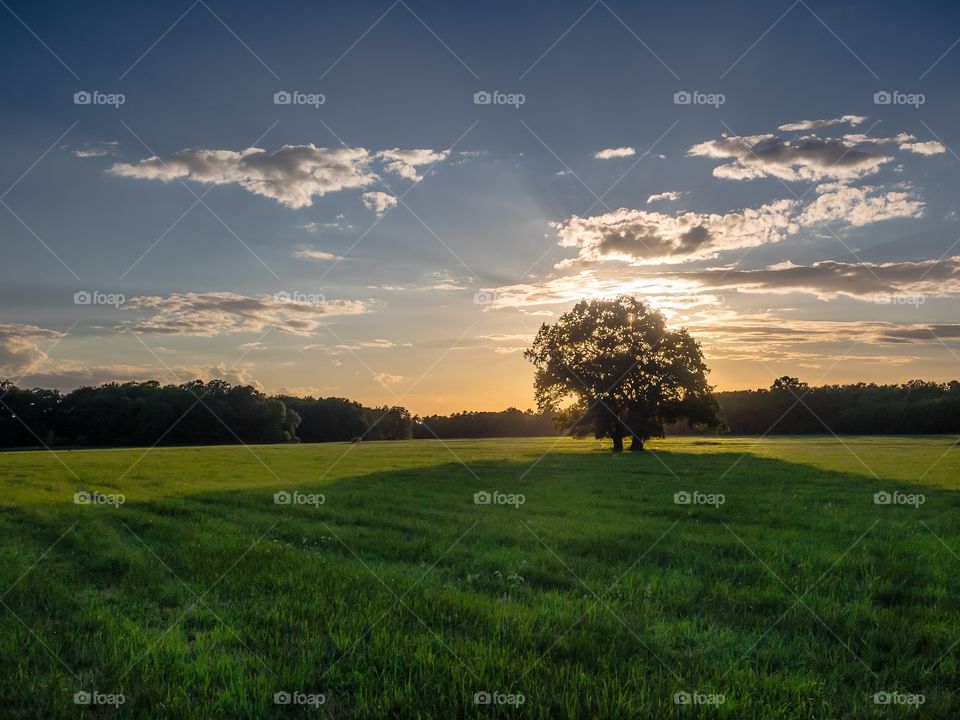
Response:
707,377,960,436
0,380,412,449
2,377,960,449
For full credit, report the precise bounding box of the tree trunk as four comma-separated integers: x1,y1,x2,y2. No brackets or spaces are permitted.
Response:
630,435,644,451
611,427,624,452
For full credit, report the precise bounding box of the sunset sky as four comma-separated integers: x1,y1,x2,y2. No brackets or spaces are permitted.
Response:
2,0,960,414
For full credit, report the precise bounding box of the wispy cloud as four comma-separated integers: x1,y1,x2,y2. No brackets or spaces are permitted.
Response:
593,146,636,160
293,246,343,261
123,292,366,336
778,115,866,132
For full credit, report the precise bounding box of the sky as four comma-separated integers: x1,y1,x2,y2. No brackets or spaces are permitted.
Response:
2,0,960,415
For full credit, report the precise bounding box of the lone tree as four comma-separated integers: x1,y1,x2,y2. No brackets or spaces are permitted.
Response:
524,296,721,451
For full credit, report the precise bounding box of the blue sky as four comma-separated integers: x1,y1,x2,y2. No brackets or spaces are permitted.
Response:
2,0,960,413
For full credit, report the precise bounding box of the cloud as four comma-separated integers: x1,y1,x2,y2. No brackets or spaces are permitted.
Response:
483,269,721,309
334,339,413,351
0,324,63,378
683,311,935,355
594,147,636,160
647,191,681,203
485,252,960,311
843,132,915,146
70,141,120,159
877,325,960,343
362,191,398,217
376,148,450,181
778,115,866,132
900,140,946,155
302,215,351,233
373,372,403,385
370,270,467,292
293,246,343,261
688,133,892,182
123,292,366,337
16,362,263,392
553,199,800,265
666,257,960,301
476,332,535,354
111,145,377,208
688,311,960,350
274,385,332,398
72,148,109,158
798,184,923,227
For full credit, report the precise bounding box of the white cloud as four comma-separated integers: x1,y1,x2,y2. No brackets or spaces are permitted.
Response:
899,140,946,155
293,246,343,261
72,148,109,158
843,132,915,146
647,191,681,203
594,146,636,160
362,191,398,217
799,184,924,227
373,372,404,385
301,215,351,233
778,115,866,132
70,141,120,159
123,292,366,337
376,148,450,181
112,145,378,208
554,199,800,265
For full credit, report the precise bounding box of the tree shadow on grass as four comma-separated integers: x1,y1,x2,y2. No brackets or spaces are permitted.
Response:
1,449,959,718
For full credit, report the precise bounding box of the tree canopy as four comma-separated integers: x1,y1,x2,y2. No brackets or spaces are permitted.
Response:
524,296,721,451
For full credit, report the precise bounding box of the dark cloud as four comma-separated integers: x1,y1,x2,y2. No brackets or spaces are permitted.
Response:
670,257,960,300
688,133,893,181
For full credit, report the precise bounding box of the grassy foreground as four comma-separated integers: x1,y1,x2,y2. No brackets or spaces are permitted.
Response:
1,436,959,718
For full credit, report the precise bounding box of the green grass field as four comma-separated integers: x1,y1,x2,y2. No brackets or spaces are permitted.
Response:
1,436,959,718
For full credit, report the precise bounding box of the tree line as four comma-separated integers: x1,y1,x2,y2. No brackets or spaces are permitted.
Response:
4,375,960,450
412,408,556,439
0,380,412,449
705,376,960,436
420,379,960,439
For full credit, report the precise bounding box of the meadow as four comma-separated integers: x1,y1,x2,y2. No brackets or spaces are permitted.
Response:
1,435,958,718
